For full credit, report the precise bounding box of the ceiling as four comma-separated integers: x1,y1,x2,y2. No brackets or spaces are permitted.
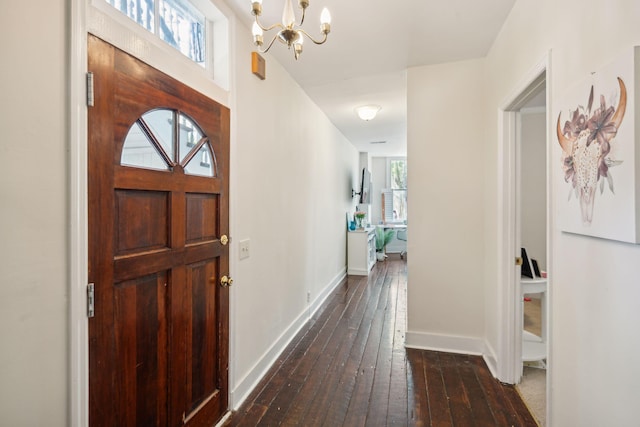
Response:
224,0,516,156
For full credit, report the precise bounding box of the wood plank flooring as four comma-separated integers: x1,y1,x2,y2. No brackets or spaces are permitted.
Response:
223,256,537,426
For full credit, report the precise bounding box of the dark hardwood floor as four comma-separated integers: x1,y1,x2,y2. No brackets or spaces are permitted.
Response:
223,256,537,426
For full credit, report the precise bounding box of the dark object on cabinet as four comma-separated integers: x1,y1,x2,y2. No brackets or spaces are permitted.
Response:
521,248,533,278
531,259,541,277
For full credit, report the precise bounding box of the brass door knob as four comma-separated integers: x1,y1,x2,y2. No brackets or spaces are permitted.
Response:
220,235,229,245
515,257,523,266
220,275,233,287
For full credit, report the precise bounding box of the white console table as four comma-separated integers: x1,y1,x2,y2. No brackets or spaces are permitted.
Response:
347,227,376,275
521,277,547,363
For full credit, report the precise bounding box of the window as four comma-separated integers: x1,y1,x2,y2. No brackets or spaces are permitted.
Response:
122,108,217,178
104,0,206,65
384,158,407,223
93,0,230,92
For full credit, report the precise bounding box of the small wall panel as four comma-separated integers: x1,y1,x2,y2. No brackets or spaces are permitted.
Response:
115,190,169,256
185,193,218,244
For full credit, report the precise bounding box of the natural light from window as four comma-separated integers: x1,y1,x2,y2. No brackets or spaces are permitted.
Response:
385,159,407,223
104,0,206,66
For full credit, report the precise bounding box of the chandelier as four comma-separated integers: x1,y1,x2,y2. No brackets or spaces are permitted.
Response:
251,0,331,60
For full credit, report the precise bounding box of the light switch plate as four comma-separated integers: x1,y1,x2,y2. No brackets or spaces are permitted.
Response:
239,239,250,260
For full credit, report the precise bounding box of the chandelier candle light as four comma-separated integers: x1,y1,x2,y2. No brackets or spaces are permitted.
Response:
251,0,331,60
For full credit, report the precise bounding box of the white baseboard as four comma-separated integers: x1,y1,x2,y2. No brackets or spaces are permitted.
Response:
229,268,346,409
347,267,369,275
310,268,346,315
404,331,485,356
483,341,499,378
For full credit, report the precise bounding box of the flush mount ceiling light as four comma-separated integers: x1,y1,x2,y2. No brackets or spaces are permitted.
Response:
355,105,381,121
251,0,331,60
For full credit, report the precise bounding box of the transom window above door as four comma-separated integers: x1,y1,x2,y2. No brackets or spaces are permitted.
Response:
104,0,206,65
121,108,217,177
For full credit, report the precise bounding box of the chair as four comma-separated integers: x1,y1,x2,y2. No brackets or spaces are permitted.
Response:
396,227,407,259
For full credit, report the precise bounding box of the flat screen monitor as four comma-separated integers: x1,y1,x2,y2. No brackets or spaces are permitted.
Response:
359,168,371,204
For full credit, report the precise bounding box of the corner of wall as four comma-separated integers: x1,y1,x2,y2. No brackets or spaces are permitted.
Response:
482,340,499,379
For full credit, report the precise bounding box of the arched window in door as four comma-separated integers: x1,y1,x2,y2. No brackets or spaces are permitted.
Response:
121,108,217,178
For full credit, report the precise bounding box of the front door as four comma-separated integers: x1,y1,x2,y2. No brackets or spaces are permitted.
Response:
87,34,230,427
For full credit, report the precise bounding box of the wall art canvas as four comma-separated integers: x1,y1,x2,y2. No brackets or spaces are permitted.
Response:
556,47,640,244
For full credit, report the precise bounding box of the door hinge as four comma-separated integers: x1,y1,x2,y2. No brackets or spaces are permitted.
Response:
87,283,95,318
86,72,94,107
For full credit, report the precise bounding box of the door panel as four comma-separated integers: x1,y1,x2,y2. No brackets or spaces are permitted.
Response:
185,260,218,412
88,34,230,427
113,273,169,427
185,193,219,244
115,190,170,255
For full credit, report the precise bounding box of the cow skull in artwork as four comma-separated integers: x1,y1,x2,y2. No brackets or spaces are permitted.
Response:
557,77,627,224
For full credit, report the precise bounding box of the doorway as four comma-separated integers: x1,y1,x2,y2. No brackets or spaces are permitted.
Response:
87,34,230,426
516,88,548,426
497,56,551,425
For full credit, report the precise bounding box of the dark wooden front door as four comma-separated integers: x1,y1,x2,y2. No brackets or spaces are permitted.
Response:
88,34,230,427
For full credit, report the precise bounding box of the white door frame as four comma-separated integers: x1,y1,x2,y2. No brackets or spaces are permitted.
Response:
69,1,89,426
496,52,552,387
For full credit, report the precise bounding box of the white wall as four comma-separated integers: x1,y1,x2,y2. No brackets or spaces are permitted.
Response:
482,1,640,425
0,2,68,426
406,58,486,353
222,21,360,407
520,111,547,271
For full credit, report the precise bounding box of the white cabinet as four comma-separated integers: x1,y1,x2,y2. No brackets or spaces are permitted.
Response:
347,228,376,275
522,277,547,363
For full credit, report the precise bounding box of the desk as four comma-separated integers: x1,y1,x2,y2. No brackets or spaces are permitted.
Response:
521,277,547,363
380,224,407,230
380,224,407,255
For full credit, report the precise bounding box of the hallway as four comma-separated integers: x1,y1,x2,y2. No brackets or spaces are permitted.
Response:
225,257,537,426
